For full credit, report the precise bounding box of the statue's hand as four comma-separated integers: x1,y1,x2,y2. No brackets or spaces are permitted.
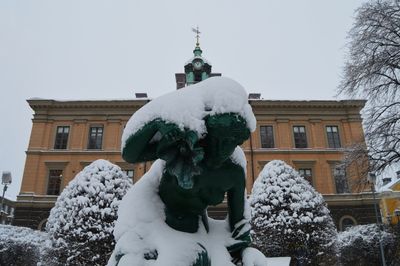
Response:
156,122,204,189
156,123,185,158
228,219,252,260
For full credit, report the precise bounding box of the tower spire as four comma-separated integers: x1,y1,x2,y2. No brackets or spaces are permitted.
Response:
191,26,202,56
192,26,201,48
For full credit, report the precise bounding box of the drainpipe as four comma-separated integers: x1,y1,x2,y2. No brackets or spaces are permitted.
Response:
249,133,255,184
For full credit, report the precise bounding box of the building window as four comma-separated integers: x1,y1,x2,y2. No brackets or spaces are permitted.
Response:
299,168,313,185
54,126,70,149
339,216,357,231
326,126,341,148
47,169,63,195
88,126,103,149
124,169,134,179
38,219,48,231
293,126,307,148
333,165,349,194
260,126,275,148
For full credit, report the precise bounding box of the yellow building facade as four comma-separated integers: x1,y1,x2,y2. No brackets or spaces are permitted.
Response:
380,177,400,225
14,96,380,231
14,44,380,231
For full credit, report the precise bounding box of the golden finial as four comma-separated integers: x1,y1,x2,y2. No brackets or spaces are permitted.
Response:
192,26,201,47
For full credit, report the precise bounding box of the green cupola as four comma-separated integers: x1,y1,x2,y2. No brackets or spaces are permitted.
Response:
184,28,212,86
175,28,221,89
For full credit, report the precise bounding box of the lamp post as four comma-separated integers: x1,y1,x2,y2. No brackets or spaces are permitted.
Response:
1,171,12,224
368,172,386,266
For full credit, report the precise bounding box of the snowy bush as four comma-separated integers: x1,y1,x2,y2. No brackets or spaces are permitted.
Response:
250,160,337,265
337,224,396,266
46,159,132,265
0,225,47,266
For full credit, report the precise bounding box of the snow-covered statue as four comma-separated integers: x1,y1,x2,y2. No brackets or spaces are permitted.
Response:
108,77,266,266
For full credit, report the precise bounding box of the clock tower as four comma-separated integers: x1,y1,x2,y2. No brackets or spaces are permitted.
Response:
175,29,221,89
184,43,212,85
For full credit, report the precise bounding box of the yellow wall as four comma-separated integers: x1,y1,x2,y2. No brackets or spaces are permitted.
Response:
380,182,400,225
19,99,367,200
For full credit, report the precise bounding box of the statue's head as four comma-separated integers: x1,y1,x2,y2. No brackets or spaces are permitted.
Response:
202,113,250,168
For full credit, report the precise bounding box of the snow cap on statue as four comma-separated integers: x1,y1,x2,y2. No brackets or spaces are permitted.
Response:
121,77,256,151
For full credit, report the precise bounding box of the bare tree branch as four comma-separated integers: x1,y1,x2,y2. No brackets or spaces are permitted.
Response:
339,0,400,174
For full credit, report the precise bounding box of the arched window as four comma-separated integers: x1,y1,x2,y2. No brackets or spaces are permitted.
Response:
38,219,48,231
339,216,357,231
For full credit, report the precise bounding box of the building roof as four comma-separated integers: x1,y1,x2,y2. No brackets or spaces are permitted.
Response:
379,177,400,192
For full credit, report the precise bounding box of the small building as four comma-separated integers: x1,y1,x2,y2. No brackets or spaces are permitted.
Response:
0,197,15,225
379,171,400,225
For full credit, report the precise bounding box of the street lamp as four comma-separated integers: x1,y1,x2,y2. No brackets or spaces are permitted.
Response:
368,172,387,266
1,171,12,224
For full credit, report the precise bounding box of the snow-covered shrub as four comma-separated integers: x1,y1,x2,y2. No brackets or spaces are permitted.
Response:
46,159,132,265
250,160,337,265
0,225,47,266
337,224,396,266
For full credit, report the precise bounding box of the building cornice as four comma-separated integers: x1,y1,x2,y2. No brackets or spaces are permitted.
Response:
27,99,366,110
16,193,58,208
26,150,121,155
27,99,149,111
323,192,380,206
243,148,344,154
249,99,366,109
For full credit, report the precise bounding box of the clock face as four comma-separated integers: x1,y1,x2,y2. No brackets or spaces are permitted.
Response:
193,60,203,70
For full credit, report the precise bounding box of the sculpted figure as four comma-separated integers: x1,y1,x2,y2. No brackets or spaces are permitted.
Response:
108,77,265,266
123,113,251,262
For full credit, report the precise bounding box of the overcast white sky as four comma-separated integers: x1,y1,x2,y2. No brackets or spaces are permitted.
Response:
0,0,367,199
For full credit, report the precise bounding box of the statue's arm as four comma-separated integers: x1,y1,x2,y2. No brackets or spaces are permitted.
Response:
122,120,183,163
227,166,251,256
227,170,246,232
122,120,160,163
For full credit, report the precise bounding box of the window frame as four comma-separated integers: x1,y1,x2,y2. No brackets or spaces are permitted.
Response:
298,168,313,185
54,125,70,150
339,215,357,231
326,125,341,148
293,125,308,148
46,169,63,195
331,164,350,194
124,169,135,180
87,125,104,150
259,125,275,149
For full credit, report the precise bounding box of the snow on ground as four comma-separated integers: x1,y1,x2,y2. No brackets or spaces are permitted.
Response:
0,224,47,247
121,77,256,150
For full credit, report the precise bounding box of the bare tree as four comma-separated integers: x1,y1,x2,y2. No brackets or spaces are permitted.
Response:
339,0,400,173
340,142,371,192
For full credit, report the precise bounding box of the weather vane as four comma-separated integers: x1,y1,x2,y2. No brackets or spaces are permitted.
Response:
192,26,201,47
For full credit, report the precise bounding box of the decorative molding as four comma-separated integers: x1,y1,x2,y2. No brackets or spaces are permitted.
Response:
243,149,344,154
323,193,380,206
44,161,69,169
249,100,366,109
292,160,317,165
27,150,121,155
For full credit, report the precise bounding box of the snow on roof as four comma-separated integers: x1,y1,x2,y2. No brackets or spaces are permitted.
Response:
122,77,256,150
378,177,400,192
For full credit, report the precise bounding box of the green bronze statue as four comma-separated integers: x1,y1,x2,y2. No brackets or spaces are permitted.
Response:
122,113,251,264
108,77,266,266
